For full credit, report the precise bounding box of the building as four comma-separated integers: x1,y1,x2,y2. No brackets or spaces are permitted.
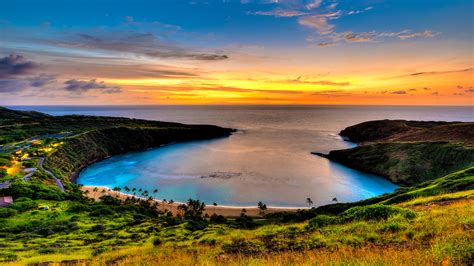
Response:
0,196,13,207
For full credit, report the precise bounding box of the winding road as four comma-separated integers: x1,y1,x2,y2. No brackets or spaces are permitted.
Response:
38,157,65,192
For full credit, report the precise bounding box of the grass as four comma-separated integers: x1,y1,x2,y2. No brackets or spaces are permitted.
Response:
1,107,473,265
0,191,472,264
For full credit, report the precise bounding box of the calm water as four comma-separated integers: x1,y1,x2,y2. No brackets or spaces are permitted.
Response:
10,105,473,207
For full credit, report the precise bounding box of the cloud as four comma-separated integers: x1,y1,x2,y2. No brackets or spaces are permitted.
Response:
305,0,322,10
465,89,474,93
28,74,56,87
347,6,373,15
313,29,439,47
0,54,38,78
391,90,406,94
406,68,473,77
248,9,308,17
0,79,30,93
398,30,437,40
289,76,350,86
298,11,341,35
50,32,228,61
63,79,122,94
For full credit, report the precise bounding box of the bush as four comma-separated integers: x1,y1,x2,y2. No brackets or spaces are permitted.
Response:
307,215,338,229
0,208,17,218
9,199,37,212
222,238,263,255
90,223,105,232
185,219,207,231
0,252,17,262
89,206,115,217
67,202,91,213
0,168,7,178
342,204,416,221
209,214,227,224
233,214,258,229
153,238,162,247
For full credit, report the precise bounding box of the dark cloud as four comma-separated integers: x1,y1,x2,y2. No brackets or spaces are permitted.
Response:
0,54,38,78
391,90,406,94
465,89,474,93
0,79,30,93
52,31,228,61
63,79,122,94
28,74,56,87
289,76,350,86
408,88,417,91
408,68,473,77
432,92,439,95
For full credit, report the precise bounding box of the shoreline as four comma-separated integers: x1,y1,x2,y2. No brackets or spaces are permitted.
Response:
81,185,304,217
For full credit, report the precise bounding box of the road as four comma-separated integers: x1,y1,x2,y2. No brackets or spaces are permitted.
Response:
38,157,65,192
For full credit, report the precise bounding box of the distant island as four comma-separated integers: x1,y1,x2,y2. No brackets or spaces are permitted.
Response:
0,107,472,264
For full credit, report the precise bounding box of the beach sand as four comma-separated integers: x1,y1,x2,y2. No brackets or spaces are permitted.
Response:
81,186,304,217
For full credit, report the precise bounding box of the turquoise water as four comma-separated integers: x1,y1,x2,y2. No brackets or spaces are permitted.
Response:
78,138,398,207
12,105,473,207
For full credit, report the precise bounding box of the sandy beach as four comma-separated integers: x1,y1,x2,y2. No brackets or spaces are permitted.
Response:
81,186,303,217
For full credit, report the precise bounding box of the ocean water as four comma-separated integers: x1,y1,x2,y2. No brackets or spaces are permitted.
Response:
10,105,473,207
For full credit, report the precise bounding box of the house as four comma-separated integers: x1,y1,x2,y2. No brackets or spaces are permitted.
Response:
0,196,13,207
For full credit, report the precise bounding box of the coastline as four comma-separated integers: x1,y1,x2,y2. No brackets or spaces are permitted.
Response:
81,185,304,217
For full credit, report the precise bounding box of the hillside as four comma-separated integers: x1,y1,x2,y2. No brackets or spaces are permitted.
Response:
319,120,474,186
0,109,472,264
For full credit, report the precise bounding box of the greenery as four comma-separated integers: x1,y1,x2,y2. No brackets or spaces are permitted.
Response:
0,108,472,264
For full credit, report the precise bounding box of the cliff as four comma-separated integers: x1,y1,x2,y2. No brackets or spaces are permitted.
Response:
321,120,474,186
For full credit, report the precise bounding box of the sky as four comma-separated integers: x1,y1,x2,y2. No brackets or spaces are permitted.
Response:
0,0,472,105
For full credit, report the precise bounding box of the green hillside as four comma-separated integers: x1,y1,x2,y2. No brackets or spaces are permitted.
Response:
0,108,472,265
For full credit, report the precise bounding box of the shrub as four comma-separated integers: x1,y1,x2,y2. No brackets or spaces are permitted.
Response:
233,214,258,229
67,202,91,213
38,248,55,254
9,199,37,212
307,215,338,229
342,204,416,221
185,219,207,231
222,238,263,255
89,206,115,217
0,252,17,262
153,238,162,247
90,223,105,232
210,214,227,224
0,208,17,218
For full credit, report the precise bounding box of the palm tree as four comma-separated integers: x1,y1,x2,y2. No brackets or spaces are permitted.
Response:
332,197,338,202
213,202,218,214
257,201,267,216
124,186,130,192
93,187,98,192
306,197,313,207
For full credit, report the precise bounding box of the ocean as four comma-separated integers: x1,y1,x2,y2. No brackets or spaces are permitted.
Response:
10,105,473,207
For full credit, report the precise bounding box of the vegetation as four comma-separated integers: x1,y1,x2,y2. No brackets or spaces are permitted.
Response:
323,119,474,185
0,108,472,264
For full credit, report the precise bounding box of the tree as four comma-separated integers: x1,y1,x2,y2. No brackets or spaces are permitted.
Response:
213,202,217,214
257,201,267,216
306,197,313,207
332,197,338,202
124,186,130,192
113,187,121,192
177,199,206,220
93,187,98,192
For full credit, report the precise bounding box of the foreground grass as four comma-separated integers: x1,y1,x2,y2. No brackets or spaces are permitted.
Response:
2,192,472,265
